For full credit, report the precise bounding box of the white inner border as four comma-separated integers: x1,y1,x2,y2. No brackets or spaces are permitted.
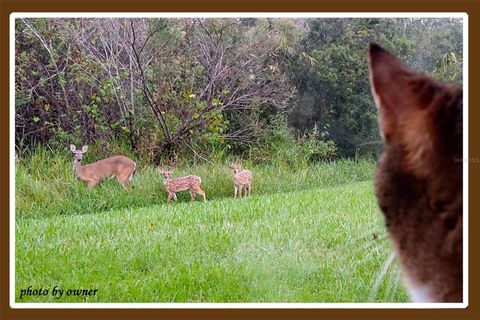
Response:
9,12,469,309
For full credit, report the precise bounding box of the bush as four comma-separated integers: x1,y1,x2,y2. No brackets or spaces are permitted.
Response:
250,114,336,167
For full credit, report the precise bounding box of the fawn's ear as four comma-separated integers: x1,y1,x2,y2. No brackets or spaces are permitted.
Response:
70,144,76,152
368,43,438,142
81,145,88,153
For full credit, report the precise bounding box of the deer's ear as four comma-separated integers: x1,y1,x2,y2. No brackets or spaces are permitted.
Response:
82,145,89,153
70,144,76,152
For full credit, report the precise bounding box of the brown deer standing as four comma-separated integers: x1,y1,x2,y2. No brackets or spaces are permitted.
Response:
230,163,252,198
70,144,136,190
158,167,206,203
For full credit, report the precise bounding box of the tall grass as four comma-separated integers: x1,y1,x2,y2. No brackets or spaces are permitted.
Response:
15,147,375,218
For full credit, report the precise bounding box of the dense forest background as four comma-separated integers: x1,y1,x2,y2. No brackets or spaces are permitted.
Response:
15,17,463,164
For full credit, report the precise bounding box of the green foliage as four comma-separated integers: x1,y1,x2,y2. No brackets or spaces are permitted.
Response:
15,17,463,162
250,114,336,167
285,18,462,157
299,125,337,163
432,52,463,84
48,126,77,152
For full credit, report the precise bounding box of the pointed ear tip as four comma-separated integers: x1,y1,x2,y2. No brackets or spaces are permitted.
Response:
369,43,383,54
368,43,390,65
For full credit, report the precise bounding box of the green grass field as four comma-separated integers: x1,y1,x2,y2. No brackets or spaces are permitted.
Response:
15,154,408,303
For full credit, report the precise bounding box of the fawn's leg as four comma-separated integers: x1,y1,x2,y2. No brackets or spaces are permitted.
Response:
167,192,175,202
238,185,243,198
249,183,252,196
195,188,207,202
189,190,196,201
173,193,178,201
234,185,238,198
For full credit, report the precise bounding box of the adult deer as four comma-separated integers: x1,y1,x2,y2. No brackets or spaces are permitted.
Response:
70,144,136,190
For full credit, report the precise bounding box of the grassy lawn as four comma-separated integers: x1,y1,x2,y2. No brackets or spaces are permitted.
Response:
15,180,408,303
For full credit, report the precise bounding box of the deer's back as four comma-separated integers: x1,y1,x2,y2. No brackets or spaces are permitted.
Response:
167,175,201,192
81,155,136,179
234,170,252,185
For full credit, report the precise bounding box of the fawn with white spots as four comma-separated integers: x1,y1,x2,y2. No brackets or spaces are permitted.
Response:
230,163,252,198
70,144,136,190
158,167,206,203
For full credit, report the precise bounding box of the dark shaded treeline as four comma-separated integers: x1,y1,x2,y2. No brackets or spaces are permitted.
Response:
15,17,462,163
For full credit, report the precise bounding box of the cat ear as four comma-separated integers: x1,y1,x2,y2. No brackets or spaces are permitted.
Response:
368,43,436,141
368,43,409,94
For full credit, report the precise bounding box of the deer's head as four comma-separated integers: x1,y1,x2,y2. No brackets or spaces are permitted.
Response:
158,167,174,180
230,163,241,174
70,144,88,163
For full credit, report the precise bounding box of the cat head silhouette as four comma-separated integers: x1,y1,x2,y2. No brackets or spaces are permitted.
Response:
368,44,463,302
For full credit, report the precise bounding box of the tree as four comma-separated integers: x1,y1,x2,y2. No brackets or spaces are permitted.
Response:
15,17,463,161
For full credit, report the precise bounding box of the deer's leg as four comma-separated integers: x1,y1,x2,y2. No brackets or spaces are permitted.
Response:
127,170,136,189
195,188,207,202
189,190,196,201
238,185,243,198
234,185,238,198
167,192,174,203
248,183,252,196
85,179,98,188
129,167,136,181
118,175,130,191
173,193,178,201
